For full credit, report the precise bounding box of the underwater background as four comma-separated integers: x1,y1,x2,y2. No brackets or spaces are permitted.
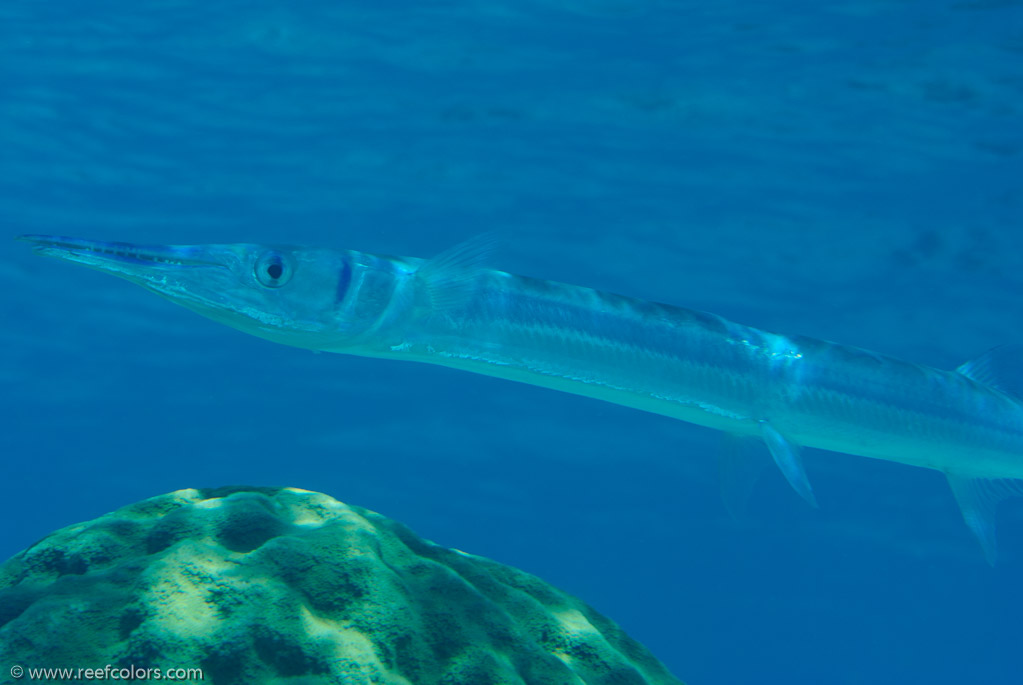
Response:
3,1,1023,682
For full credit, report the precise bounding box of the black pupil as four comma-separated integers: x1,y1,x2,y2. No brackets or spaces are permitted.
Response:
266,262,283,280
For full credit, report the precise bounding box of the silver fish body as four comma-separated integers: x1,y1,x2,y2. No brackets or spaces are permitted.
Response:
20,234,1023,561
340,260,1023,479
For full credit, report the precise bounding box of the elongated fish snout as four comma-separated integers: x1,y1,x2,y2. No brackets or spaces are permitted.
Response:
17,235,223,272
18,234,358,348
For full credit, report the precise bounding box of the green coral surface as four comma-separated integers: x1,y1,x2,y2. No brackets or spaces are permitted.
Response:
0,487,682,685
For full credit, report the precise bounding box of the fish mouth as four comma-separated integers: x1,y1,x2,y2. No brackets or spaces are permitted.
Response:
17,234,293,334
17,235,225,271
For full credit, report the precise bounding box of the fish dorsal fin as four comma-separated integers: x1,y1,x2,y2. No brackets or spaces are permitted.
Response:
760,420,818,509
415,233,499,311
956,345,1023,399
946,474,1023,565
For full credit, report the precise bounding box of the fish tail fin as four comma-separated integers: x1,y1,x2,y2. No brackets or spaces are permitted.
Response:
950,345,1023,564
946,474,1023,565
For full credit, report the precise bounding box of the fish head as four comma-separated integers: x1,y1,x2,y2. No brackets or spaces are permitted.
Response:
19,236,404,350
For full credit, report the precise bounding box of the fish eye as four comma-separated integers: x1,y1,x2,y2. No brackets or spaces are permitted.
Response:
254,251,293,288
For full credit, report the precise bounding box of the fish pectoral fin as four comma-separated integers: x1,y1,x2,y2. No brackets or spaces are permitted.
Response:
760,420,818,508
956,344,1023,399
718,433,770,520
945,473,1023,565
416,233,500,311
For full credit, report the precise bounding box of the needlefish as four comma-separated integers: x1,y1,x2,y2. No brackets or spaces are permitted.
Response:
19,234,1023,563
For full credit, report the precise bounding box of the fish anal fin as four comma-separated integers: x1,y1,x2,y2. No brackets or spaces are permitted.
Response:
956,344,1023,399
416,233,499,311
945,473,1023,565
718,433,770,520
760,420,818,509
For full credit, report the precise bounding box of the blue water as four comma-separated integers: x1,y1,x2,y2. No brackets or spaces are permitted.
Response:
3,1,1023,682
